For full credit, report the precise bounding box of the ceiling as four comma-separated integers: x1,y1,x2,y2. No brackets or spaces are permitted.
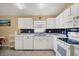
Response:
0,3,73,17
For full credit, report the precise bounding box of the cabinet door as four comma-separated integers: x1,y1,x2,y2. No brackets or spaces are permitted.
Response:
47,18,56,28
15,36,23,50
73,18,79,27
34,37,48,49
55,17,60,28
34,37,40,49
18,18,33,29
71,4,79,16
34,36,53,49
63,8,71,18
39,37,47,49
65,17,74,28
23,36,33,49
53,36,57,52
56,13,64,28
46,37,53,49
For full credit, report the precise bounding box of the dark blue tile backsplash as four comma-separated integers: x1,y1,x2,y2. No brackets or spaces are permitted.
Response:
45,28,79,37
20,29,34,33
20,28,79,34
59,28,79,37
67,28,79,32
45,29,65,33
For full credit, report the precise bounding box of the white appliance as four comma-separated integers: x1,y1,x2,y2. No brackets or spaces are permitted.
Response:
56,38,74,56
56,32,79,56
68,32,79,56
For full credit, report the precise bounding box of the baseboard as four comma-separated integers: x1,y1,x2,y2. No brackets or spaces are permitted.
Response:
15,49,54,51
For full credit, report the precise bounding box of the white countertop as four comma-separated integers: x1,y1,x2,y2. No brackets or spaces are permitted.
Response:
13,32,67,40
15,33,66,37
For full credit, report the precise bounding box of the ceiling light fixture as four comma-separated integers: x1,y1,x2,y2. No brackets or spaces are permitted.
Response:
37,3,46,9
15,3,25,10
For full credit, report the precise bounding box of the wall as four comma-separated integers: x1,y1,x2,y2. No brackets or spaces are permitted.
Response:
0,16,18,46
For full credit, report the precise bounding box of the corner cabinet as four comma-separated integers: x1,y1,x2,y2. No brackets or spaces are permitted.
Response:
18,18,33,29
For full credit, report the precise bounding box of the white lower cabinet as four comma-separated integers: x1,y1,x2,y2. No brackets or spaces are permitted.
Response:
39,37,48,49
23,36,33,49
15,36,23,50
34,38,40,49
34,37,47,49
15,35,54,50
46,37,53,49
15,36,33,50
34,36,53,49
53,36,57,52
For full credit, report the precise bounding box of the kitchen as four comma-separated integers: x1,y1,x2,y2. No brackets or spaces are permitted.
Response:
0,3,79,56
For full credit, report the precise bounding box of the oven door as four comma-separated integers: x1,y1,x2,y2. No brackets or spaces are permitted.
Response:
56,39,71,56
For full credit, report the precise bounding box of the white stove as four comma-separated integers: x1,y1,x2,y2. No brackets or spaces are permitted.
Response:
56,32,79,56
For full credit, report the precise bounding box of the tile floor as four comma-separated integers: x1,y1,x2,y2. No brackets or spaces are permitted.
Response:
0,48,55,56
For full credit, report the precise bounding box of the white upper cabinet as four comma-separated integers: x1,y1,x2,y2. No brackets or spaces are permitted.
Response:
63,8,71,18
70,4,79,27
55,16,60,28
18,18,33,29
47,18,56,28
56,13,64,28
55,5,75,28
58,8,71,28
71,4,79,16
34,36,47,49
